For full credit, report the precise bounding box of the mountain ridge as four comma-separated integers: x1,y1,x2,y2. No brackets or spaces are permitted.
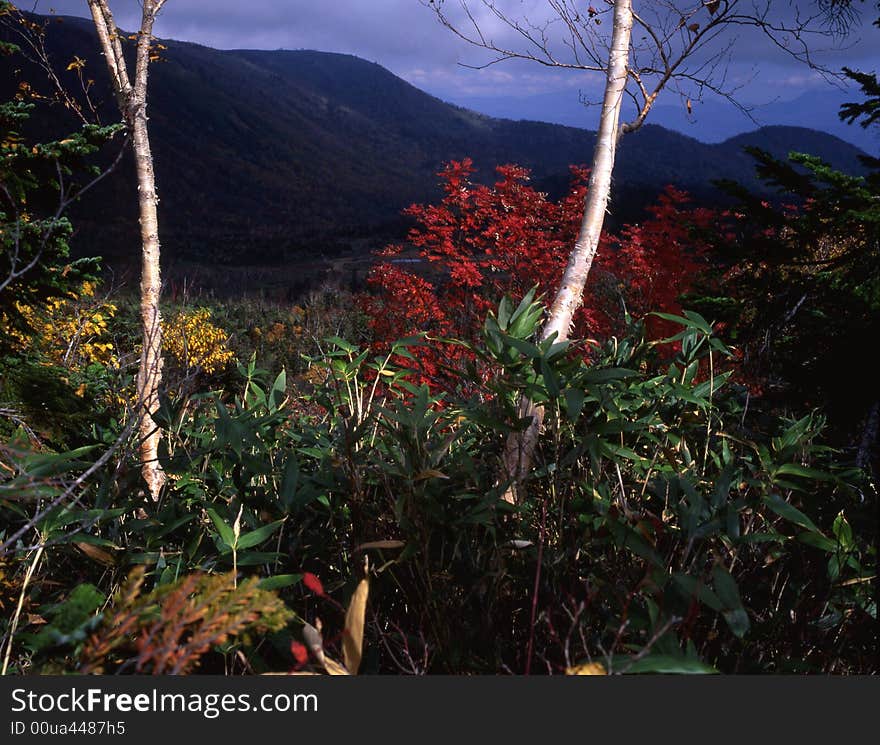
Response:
0,15,871,288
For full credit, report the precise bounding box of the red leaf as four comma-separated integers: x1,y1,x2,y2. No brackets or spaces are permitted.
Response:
303,572,325,597
290,640,309,666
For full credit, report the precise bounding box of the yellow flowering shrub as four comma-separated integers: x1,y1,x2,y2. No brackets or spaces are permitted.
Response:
6,281,117,368
162,307,235,375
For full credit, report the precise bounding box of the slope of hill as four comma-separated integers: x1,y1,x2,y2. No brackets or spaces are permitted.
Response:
456,87,879,155
0,14,871,287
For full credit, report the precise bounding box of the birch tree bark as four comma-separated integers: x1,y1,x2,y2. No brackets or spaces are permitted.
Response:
500,0,633,503
86,0,167,501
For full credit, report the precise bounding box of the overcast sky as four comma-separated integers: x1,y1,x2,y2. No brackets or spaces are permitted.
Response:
52,1,880,131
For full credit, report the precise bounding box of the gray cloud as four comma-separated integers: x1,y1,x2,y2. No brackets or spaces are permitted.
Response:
52,1,880,111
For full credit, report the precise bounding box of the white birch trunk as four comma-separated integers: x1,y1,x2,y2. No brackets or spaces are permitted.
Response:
87,0,166,501
500,0,634,503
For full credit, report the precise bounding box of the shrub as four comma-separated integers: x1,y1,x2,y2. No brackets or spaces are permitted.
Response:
162,307,235,376
363,160,713,385
6,281,118,370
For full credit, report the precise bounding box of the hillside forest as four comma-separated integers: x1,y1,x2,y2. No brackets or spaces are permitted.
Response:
0,1,877,676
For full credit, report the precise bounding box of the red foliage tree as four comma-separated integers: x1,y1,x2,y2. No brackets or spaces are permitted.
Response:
604,185,716,339
363,159,714,382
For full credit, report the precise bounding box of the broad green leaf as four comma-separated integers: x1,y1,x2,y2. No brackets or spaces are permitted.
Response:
233,551,284,566
736,533,787,545
581,367,637,385
774,463,834,481
269,368,287,410
564,388,585,422
763,494,823,535
497,295,513,329
258,574,303,591
832,511,853,550
798,532,838,552
503,334,542,359
279,453,300,509
325,336,358,353
650,310,712,334
683,309,713,334
154,514,197,539
712,566,750,638
673,573,723,612
236,519,286,551
614,654,717,674
540,357,560,397
207,507,235,549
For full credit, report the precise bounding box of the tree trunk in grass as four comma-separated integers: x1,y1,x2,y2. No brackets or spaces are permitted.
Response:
500,0,633,504
87,0,167,501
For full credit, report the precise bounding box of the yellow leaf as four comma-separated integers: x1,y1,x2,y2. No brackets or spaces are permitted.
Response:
323,657,350,676
343,576,369,675
414,469,450,481
354,540,405,553
75,542,116,567
565,662,606,675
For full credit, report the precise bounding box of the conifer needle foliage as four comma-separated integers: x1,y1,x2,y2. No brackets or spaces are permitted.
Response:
80,569,293,674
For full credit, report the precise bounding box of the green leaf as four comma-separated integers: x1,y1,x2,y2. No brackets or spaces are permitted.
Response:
606,520,663,567
580,367,637,385
507,287,542,338
832,511,853,550
712,566,750,638
503,334,542,359
564,388,585,422
207,507,235,549
325,336,358,352
258,574,303,591
763,494,823,535
269,368,287,410
614,654,717,674
235,519,286,551
683,310,713,334
797,531,838,553
390,334,428,349
153,514,197,540
279,453,300,510
650,310,712,335
230,551,284,566
774,463,834,481
28,584,105,652
496,295,513,330
673,573,722,612
539,357,560,397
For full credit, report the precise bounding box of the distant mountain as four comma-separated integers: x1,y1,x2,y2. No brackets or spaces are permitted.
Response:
651,90,879,154
454,87,879,155
0,15,872,287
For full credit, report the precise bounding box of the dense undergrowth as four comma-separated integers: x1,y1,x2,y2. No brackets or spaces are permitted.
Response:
0,285,875,674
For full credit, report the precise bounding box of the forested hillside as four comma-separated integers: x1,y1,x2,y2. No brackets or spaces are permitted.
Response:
0,13,869,278
1,2,876,681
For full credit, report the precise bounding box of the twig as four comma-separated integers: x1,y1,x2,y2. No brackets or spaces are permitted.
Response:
1,542,45,675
